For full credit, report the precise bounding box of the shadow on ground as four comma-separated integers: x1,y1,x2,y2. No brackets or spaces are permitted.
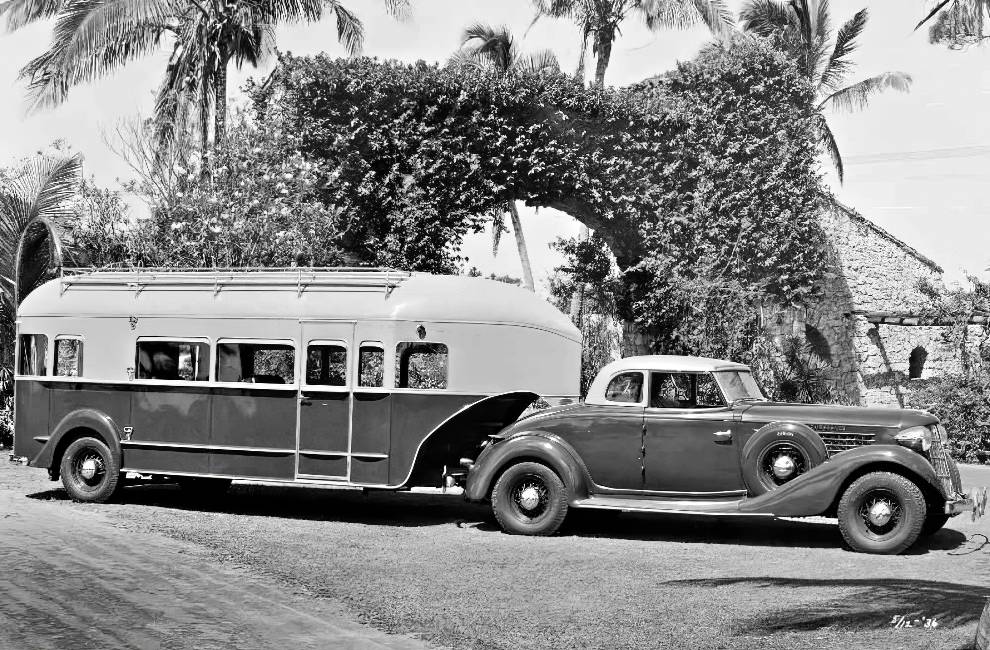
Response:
26,482,971,554
668,576,990,636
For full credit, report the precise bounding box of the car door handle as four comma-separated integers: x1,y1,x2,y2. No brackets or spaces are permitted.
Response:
712,430,732,444
299,398,313,406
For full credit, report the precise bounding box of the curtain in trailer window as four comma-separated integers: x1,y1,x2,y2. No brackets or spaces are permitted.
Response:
217,342,295,384
136,341,210,381
17,334,47,376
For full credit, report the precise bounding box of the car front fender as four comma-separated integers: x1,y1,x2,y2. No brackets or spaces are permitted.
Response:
464,432,591,504
738,444,943,517
32,408,123,472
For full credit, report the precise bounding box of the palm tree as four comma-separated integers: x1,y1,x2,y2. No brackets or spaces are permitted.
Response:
741,0,912,182
532,0,735,87
915,0,990,48
0,154,83,392
451,24,560,292
1,0,404,161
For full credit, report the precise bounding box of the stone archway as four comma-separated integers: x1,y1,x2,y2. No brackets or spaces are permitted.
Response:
15,216,66,306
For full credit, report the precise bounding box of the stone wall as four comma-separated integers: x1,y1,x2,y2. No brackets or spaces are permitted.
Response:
771,204,983,407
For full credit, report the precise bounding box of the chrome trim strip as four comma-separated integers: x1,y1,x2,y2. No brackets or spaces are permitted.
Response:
33,436,51,444
121,441,294,454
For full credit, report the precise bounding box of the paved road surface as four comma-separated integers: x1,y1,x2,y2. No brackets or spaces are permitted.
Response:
0,466,436,650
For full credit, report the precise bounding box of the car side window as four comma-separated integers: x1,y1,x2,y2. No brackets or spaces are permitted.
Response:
695,373,726,408
650,372,726,409
604,372,643,404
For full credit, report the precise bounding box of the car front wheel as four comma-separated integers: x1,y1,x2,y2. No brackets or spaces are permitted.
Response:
491,462,568,536
837,472,926,554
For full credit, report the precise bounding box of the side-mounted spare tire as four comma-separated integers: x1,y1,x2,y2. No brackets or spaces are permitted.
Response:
742,424,828,496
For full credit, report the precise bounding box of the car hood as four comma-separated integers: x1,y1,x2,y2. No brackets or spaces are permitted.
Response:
737,401,938,429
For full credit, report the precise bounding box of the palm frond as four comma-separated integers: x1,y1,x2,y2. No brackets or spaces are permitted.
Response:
915,0,953,30
818,71,912,112
516,48,560,73
0,0,67,31
461,23,515,71
739,0,794,35
815,113,843,183
332,3,363,56
689,0,735,37
818,7,866,92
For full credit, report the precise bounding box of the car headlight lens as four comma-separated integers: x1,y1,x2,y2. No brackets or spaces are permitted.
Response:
894,426,932,452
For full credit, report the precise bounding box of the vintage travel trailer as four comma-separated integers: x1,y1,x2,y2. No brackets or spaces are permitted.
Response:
12,268,581,501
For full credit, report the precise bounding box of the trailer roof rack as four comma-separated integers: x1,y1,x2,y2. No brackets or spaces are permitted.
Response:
58,267,412,297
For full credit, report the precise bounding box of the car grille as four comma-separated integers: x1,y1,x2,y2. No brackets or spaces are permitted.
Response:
819,432,875,457
929,436,960,496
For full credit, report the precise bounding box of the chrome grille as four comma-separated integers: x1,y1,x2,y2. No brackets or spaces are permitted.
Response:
819,432,875,457
929,436,958,496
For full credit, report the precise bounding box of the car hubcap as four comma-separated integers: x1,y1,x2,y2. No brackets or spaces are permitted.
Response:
518,486,541,511
772,455,796,480
74,451,105,487
761,444,807,487
511,477,549,519
858,489,902,535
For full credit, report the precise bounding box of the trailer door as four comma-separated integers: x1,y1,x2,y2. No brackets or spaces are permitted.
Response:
297,321,356,480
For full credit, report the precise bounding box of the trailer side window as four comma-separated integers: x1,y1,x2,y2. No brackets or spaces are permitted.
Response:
54,337,83,377
358,343,384,388
136,340,210,381
306,343,347,387
18,334,48,376
395,342,448,390
217,341,295,385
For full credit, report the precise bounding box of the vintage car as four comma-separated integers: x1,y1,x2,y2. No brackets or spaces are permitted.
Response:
463,355,986,554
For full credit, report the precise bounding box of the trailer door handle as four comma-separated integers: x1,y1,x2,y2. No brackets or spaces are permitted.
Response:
712,430,732,444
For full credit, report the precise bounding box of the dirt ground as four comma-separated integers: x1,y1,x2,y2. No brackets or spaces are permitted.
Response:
1,459,989,650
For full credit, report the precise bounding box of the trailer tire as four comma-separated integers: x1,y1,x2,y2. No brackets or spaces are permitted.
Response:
60,436,120,503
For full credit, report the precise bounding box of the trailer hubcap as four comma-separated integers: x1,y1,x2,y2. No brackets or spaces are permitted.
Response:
80,458,99,480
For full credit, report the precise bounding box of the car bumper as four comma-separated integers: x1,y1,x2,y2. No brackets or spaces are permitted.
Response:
945,487,988,519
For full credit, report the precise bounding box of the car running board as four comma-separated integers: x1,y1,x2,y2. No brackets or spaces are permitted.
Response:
571,496,774,516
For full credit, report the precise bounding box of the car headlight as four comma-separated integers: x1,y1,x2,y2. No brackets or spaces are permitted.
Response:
894,426,932,452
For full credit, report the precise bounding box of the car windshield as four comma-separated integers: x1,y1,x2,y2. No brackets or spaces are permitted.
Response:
714,370,767,403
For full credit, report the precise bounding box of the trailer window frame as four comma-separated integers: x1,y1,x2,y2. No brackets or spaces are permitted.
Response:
303,339,349,392
135,336,212,383
215,338,299,388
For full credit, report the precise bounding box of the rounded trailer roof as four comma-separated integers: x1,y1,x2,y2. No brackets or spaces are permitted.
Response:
18,269,580,341
586,355,751,405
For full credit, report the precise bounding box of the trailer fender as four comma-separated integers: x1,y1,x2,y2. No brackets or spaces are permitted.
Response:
32,409,122,474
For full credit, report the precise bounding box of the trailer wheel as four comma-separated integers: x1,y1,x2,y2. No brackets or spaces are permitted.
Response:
60,436,120,503
492,462,568,536
837,472,926,554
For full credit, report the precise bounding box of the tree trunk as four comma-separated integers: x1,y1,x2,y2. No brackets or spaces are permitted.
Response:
620,319,651,357
567,223,589,323
593,31,613,89
574,29,589,83
508,201,535,292
199,63,211,178
214,52,228,144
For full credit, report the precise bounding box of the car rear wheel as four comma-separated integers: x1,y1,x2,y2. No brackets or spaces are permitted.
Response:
60,436,120,503
491,462,568,536
837,472,926,554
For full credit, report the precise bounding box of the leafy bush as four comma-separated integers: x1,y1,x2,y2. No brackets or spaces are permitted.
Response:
0,398,12,449
907,376,990,464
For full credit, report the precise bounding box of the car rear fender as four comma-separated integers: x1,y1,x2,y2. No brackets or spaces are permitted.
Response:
32,409,123,475
463,431,591,504
738,445,942,517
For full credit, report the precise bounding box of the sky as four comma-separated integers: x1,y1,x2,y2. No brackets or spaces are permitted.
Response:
1,0,989,292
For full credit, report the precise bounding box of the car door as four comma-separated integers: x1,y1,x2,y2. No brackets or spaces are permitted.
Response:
642,371,744,495
563,370,645,491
